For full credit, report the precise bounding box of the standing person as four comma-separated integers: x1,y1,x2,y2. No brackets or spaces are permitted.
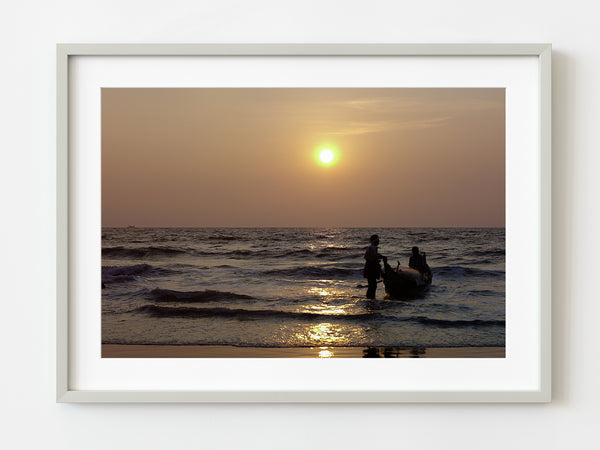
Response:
363,234,386,299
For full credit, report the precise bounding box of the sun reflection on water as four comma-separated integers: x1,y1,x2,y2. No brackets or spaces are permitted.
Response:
308,286,343,297
305,304,347,315
307,322,343,344
318,347,333,358
308,287,332,297
290,320,368,348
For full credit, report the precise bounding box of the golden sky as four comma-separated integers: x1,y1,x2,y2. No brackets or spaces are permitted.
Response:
102,88,505,227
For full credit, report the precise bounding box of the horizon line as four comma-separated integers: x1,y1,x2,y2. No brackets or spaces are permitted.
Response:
101,225,506,229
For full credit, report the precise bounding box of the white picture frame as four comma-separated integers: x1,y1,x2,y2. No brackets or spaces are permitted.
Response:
57,43,551,403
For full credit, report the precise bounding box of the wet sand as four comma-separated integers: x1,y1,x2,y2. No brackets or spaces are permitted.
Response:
102,344,505,358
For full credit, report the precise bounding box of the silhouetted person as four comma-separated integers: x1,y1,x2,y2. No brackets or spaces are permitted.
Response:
363,234,386,299
409,246,427,272
363,347,381,358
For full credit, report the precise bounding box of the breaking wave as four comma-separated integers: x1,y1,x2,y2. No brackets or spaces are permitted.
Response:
131,305,505,329
147,288,255,303
132,305,381,321
412,317,505,328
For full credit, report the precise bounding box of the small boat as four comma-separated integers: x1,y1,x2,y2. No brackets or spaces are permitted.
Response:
382,260,432,299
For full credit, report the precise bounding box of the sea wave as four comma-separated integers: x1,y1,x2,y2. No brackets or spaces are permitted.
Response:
238,247,361,259
467,289,501,297
434,266,504,278
261,265,361,279
148,288,255,303
102,246,188,258
102,245,361,260
102,264,175,284
213,235,241,241
413,317,505,328
131,305,377,321
131,305,505,329
470,249,505,257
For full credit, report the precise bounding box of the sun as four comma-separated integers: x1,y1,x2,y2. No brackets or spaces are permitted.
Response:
318,148,335,165
314,145,339,167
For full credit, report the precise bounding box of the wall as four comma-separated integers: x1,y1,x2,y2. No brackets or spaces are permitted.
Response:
1,1,598,448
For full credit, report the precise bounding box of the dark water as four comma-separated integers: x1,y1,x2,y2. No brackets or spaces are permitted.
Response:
102,227,505,349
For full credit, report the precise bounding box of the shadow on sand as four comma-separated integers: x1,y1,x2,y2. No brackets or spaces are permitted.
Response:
362,347,427,358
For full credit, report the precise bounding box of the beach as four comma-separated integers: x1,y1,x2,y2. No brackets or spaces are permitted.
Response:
102,344,505,358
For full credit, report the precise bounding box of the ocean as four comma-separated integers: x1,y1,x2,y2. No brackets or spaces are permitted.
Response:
102,227,505,350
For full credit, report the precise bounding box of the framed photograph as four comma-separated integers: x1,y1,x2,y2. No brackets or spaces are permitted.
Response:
57,44,551,402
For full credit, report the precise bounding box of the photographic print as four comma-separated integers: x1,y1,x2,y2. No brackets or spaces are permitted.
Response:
101,87,505,359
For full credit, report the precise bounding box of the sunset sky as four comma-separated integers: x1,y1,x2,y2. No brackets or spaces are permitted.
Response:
102,88,505,227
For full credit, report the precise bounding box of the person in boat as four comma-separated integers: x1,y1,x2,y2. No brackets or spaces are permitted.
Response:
363,234,387,299
409,246,428,273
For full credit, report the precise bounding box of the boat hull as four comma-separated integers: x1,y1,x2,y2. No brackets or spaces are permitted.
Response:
382,261,432,299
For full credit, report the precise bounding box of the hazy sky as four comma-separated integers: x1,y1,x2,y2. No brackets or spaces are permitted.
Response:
102,88,504,227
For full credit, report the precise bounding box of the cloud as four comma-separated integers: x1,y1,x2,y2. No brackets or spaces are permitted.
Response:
308,96,454,136
320,116,451,136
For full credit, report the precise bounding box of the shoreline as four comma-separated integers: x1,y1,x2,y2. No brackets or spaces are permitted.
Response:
102,344,505,358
